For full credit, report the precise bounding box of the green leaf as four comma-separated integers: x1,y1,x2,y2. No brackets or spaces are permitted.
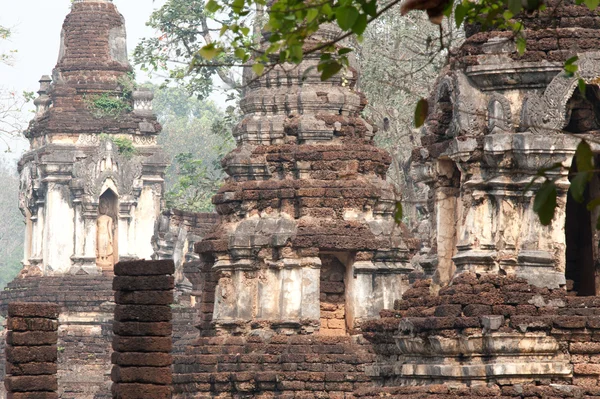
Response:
508,0,522,15
205,0,221,13
578,78,587,96
338,47,353,55
336,6,359,31
587,197,600,211
414,98,429,128
570,171,591,203
565,55,579,65
455,4,467,27
564,56,579,76
364,0,378,17
234,48,246,60
393,201,403,225
352,13,368,35
319,60,343,81
232,0,245,13
584,0,600,10
576,140,594,173
516,36,526,55
443,0,454,17
290,44,303,62
533,180,558,226
252,63,265,76
321,3,334,16
307,8,319,22
199,43,221,60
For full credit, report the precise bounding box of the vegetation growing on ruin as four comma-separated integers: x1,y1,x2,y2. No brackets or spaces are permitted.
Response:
98,134,137,159
86,93,132,119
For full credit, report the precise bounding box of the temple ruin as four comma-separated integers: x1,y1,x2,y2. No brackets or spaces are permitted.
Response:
19,0,166,277
1,0,171,397
7,0,600,398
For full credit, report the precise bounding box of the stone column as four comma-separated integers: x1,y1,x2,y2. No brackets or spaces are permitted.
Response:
5,302,59,399
111,260,174,399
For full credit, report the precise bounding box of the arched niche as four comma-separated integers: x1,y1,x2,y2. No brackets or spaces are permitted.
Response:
97,188,119,273
565,153,600,296
564,84,600,133
318,253,348,336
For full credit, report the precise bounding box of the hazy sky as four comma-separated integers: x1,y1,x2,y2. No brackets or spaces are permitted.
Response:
0,0,168,160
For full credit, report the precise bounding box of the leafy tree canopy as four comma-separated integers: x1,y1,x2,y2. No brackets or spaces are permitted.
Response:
151,85,236,212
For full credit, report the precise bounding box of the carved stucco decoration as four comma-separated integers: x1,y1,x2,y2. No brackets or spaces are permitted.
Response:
425,72,486,138
524,52,600,134
454,72,486,137
77,134,158,146
72,139,143,199
18,163,40,216
487,93,513,134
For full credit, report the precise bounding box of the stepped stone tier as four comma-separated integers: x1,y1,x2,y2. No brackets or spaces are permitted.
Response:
111,260,175,399
18,0,167,277
411,0,600,292
191,26,417,335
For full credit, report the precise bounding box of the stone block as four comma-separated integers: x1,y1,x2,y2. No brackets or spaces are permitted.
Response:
4,375,58,392
7,303,59,319
114,260,175,277
114,305,172,322
7,318,58,332
112,336,172,353
434,304,462,317
327,319,346,329
111,366,172,385
6,346,57,364
463,304,492,317
113,276,174,292
574,363,600,375
6,393,59,399
111,383,171,399
7,331,58,346
112,352,173,367
113,321,172,337
6,362,58,376
115,291,173,305
481,315,504,331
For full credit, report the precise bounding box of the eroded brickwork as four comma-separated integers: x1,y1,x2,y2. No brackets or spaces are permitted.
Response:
5,303,59,399
362,272,600,392
173,335,375,398
0,276,114,399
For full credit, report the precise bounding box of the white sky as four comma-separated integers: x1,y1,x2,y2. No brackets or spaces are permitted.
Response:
0,0,199,163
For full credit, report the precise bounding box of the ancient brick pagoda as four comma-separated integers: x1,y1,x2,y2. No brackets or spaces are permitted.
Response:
7,0,600,398
19,0,166,277
1,1,168,398
188,26,416,337
172,1,600,397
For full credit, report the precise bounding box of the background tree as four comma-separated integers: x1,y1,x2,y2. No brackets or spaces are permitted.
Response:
0,161,24,287
0,24,27,287
357,10,462,226
152,85,236,212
